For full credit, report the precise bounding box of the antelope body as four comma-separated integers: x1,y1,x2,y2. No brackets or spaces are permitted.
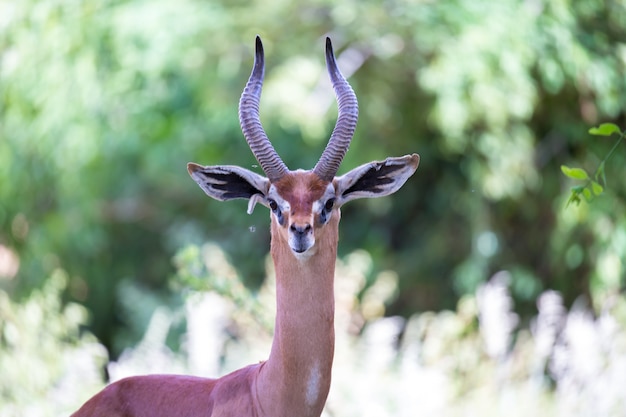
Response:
72,36,419,417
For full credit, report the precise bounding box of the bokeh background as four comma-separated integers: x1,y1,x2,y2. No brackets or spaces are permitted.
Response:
1,0,626,415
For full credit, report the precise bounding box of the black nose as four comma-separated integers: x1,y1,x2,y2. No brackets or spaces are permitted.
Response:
290,223,312,235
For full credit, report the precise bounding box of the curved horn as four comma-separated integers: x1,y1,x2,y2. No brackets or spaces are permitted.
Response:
313,37,359,182
239,36,289,182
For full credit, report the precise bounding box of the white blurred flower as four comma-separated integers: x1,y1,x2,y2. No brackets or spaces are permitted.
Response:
550,299,626,417
108,307,185,381
185,291,230,376
531,290,565,379
477,271,519,360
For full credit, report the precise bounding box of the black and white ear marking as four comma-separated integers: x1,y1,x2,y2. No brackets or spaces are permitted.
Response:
334,154,419,206
187,163,270,213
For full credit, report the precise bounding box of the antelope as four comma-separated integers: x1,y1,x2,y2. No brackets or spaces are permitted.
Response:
72,36,419,417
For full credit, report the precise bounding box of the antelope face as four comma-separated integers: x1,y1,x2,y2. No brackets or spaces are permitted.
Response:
267,171,336,255
187,36,420,258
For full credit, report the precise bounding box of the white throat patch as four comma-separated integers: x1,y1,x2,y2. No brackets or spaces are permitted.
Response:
305,362,322,406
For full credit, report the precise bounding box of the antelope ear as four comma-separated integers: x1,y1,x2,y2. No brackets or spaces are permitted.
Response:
187,163,271,214
334,154,419,206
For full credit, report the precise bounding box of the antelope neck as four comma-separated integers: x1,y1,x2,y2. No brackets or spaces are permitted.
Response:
256,214,339,417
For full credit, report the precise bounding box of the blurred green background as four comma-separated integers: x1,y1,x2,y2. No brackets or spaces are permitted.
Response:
1,0,626,415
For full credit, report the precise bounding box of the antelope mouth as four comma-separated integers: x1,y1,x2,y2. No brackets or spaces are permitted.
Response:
289,235,315,256
291,241,313,255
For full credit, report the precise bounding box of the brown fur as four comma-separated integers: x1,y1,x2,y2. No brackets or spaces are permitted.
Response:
71,365,263,417
273,172,328,218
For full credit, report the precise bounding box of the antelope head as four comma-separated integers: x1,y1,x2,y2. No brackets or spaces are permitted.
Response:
188,36,419,259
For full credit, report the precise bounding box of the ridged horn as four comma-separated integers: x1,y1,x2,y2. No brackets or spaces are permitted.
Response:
313,37,359,182
239,36,289,182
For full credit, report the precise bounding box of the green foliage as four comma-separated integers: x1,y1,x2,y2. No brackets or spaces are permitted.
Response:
173,243,274,331
1,0,626,363
0,270,106,416
562,123,624,206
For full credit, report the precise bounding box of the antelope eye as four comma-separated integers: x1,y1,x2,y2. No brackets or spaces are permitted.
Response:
268,199,279,212
324,198,335,211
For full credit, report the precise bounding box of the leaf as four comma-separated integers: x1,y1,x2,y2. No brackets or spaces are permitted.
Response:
561,165,589,180
583,188,592,201
589,123,621,136
591,181,604,196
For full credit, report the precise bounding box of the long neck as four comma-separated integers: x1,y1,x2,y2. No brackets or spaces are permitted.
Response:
255,214,339,417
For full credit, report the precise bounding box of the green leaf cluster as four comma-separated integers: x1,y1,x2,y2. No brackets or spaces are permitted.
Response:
562,123,624,206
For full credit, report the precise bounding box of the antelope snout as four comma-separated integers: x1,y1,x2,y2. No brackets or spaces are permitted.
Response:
288,222,314,254
290,223,312,235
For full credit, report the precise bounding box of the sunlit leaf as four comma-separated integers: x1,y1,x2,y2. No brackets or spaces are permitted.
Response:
591,181,604,196
589,123,621,136
561,165,589,180
583,188,592,201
